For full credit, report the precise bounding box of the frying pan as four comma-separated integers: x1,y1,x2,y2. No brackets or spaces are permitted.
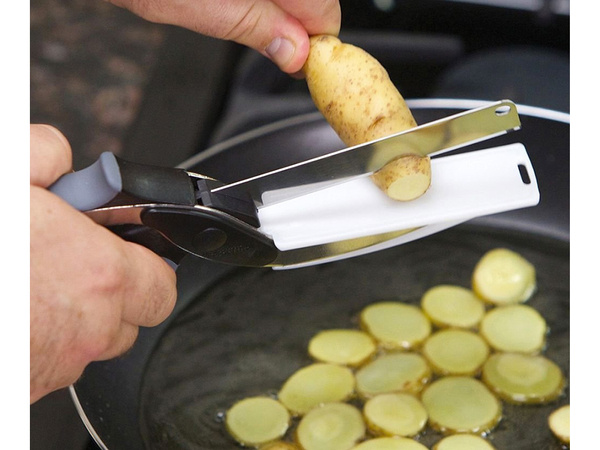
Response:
71,100,570,449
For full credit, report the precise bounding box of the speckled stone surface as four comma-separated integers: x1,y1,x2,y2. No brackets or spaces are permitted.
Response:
30,2,167,448
30,0,166,169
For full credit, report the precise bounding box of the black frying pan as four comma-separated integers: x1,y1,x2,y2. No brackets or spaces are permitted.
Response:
71,101,569,449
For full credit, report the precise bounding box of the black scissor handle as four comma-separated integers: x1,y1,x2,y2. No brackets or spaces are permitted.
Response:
107,224,187,268
140,206,279,267
49,152,197,211
48,152,276,267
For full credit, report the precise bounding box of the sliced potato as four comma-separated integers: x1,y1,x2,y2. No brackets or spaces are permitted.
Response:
482,352,565,404
296,402,365,450
260,442,300,450
363,393,428,437
420,285,486,329
351,437,429,450
303,34,431,202
370,154,431,202
355,352,431,399
422,329,489,376
308,329,377,367
421,376,502,434
480,304,547,353
360,302,431,350
278,363,355,416
433,434,497,450
225,396,290,447
548,404,570,444
472,248,536,305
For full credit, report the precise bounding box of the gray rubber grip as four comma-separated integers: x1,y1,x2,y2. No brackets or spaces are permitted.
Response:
49,152,123,211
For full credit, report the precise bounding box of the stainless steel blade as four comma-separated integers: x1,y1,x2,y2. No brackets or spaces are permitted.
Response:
212,100,521,207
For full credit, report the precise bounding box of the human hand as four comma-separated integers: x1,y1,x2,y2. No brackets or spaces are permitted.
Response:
30,125,177,403
107,0,341,74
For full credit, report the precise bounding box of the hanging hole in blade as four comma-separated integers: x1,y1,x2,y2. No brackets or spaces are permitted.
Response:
518,164,531,185
495,105,512,116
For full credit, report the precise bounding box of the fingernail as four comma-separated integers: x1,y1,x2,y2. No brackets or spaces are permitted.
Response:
265,37,295,68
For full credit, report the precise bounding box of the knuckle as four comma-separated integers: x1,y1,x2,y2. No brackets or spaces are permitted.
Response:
93,249,130,296
140,272,177,327
220,3,263,43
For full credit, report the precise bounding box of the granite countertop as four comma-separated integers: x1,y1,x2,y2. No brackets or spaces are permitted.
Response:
30,0,166,169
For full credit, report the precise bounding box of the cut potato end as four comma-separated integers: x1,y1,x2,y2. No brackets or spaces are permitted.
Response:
225,396,290,447
363,393,428,437
480,304,547,353
296,402,365,450
278,363,355,416
421,285,485,329
360,302,431,350
433,434,497,450
351,437,429,450
421,376,502,434
422,329,489,376
482,352,565,404
308,329,377,367
548,404,570,444
355,352,431,399
472,248,536,305
371,155,431,201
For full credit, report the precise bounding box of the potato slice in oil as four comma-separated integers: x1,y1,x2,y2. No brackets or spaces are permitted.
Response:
360,302,431,350
480,304,547,354
422,329,490,376
433,434,497,450
472,248,536,305
296,402,365,450
421,285,485,329
421,376,502,434
548,404,570,444
278,363,355,416
482,352,565,404
260,442,300,450
308,329,377,367
225,396,290,447
363,393,428,437
351,437,429,450
355,352,431,399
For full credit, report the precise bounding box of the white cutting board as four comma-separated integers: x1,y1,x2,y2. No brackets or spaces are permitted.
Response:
258,143,540,251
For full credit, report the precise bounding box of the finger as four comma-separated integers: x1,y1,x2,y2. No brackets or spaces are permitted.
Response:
271,0,341,36
30,124,73,187
109,0,310,73
119,240,178,327
32,187,177,328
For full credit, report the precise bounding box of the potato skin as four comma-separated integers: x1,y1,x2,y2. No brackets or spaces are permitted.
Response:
303,35,417,147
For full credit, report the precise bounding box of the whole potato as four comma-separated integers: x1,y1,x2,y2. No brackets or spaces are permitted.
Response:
303,35,417,146
303,35,430,201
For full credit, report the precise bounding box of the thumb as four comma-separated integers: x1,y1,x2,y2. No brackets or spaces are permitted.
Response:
30,124,73,188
